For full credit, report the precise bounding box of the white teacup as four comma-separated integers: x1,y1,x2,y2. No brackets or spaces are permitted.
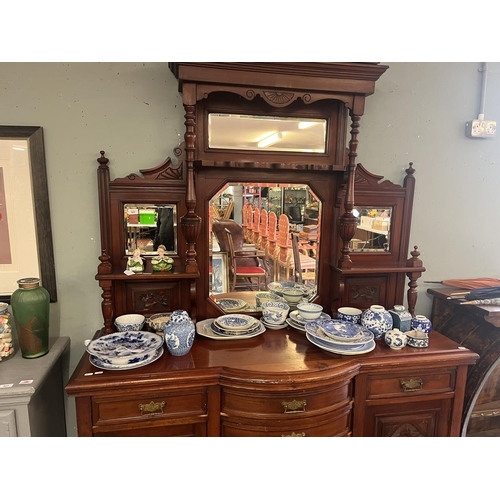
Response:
337,307,362,324
261,301,290,325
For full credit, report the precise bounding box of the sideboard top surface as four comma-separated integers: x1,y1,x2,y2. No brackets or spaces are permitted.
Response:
66,329,477,396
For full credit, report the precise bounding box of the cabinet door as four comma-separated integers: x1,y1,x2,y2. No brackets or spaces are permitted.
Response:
363,399,452,437
0,409,18,437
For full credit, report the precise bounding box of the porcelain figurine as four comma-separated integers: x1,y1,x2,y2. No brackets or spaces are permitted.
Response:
384,328,407,350
361,305,393,339
164,309,195,356
389,305,412,332
127,248,144,273
151,245,174,272
411,315,432,334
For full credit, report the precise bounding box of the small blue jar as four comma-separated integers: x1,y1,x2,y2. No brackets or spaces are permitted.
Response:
411,315,432,334
389,305,412,333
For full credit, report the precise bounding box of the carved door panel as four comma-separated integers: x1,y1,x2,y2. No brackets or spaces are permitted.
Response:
363,399,452,437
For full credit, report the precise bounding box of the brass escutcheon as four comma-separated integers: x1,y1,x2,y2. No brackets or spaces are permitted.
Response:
400,378,423,392
138,400,166,415
281,432,306,437
281,399,307,413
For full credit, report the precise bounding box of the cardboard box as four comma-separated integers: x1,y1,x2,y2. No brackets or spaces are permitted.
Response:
373,217,390,231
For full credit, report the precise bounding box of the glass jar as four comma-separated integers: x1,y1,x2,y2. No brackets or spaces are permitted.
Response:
0,302,14,362
11,278,50,359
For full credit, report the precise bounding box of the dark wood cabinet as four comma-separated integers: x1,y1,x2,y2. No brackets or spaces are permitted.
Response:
66,329,477,437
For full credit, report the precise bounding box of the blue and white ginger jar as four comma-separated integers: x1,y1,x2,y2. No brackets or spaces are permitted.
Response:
389,305,412,333
361,305,393,339
411,315,432,334
384,328,407,350
164,310,195,356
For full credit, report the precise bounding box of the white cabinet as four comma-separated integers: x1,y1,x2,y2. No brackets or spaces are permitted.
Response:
0,336,69,437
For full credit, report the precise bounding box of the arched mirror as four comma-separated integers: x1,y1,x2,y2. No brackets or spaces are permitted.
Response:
208,181,322,312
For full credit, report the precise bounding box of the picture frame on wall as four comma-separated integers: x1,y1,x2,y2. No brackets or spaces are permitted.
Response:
211,252,229,295
0,126,57,302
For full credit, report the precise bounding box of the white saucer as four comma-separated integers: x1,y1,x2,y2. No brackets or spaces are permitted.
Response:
261,319,287,330
89,347,164,371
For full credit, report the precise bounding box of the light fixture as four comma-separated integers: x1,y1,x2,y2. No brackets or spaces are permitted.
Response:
257,132,283,148
298,121,317,130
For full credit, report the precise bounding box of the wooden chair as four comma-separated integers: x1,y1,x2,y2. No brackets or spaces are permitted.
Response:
225,228,267,291
291,232,316,285
275,214,293,280
258,208,268,251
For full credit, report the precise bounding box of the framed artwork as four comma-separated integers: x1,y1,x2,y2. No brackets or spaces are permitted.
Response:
0,126,57,302
211,252,229,294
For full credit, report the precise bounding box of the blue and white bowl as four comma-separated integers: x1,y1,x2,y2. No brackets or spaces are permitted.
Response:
406,330,429,348
296,302,323,321
114,314,146,332
360,305,393,339
337,307,362,324
261,301,290,325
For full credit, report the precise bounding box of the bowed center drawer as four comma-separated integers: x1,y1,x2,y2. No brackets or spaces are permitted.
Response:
222,383,350,418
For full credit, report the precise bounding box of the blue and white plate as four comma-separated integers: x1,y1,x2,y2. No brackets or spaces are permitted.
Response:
215,314,258,331
86,331,163,358
196,319,265,340
89,347,164,371
261,318,287,330
305,320,373,345
285,317,306,332
289,310,331,325
316,319,368,341
216,298,248,312
211,319,264,337
306,332,376,355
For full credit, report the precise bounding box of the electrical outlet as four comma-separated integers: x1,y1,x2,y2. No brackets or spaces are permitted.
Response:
466,119,497,138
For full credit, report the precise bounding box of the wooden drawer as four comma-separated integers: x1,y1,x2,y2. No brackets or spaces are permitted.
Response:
92,388,207,425
94,422,207,437
221,404,352,437
222,383,350,419
366,370,455,400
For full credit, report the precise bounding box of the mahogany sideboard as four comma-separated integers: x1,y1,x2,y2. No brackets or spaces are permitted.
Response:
66,328,477,437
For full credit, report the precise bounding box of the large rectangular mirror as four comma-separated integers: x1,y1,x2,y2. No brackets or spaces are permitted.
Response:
124,203,177,256
208,113,327,153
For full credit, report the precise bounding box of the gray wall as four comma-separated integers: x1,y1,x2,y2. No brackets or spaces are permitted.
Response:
1,62,499,436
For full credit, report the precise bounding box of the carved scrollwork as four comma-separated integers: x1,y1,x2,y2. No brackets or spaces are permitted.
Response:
351,285,380,303
138,290,172,311
262,91,295,105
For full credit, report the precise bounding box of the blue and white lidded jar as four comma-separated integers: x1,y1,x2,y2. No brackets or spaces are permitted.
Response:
164,310,195,356
411,315,432,334
389,305,412,333
361,305,393,339
384,328,408,350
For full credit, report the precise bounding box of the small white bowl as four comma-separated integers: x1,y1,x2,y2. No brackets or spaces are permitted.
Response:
114,314,146,332
406,330,429,348
296,302,323,321
281,288,304,304
147,313,170,333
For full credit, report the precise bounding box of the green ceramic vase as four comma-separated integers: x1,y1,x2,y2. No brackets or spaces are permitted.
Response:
11,278,50,359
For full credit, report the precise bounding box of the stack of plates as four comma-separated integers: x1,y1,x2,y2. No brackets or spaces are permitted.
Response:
86,331,164,371
215,298,249,313
197,314,265,340
286,310,331,332
304,319,375,355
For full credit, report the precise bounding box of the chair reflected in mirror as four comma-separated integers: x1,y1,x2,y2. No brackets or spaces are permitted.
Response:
224,228,267,292
291,233,316,286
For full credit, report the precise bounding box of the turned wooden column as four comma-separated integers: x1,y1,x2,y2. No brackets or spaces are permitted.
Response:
406,246,424,316
338,110,362,269
180,83,201,273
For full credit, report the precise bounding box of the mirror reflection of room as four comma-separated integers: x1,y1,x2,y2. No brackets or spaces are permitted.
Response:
352,206,392,252
124,203,177,256
209,182,321,310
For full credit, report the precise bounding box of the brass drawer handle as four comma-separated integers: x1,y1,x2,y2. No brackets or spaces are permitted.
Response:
400,379,423,392
138,400,165,415
281,399,307,413
282,432,306,437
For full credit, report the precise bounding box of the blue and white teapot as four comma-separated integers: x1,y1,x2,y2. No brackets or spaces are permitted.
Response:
163,310,195,356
